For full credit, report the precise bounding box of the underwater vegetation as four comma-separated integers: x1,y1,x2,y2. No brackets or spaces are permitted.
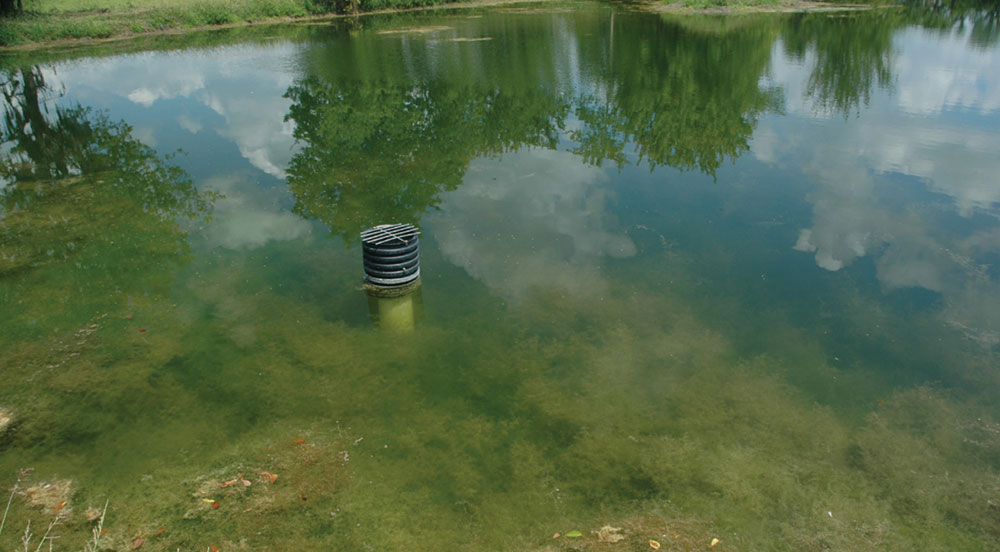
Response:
2,257,999,550
2,5,1000,552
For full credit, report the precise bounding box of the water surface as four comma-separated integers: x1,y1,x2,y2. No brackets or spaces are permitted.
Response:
2,4,1000,551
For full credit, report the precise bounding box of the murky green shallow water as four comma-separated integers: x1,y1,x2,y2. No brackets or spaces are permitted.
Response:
2,3,1000,550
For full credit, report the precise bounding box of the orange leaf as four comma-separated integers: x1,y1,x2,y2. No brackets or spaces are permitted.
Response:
54,500,67,512
211,501,220,509
293,439,306,444
133,537,145,549
100,529,109,536
210,546,219,552
155,528,166,535
260,471,278,484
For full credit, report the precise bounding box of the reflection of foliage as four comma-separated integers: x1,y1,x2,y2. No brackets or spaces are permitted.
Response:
283,77,567,241
0,66,212,340
286,9,911,225
903,0,1000,48
782,12,896,115
570,15,782,175
1,67,206,216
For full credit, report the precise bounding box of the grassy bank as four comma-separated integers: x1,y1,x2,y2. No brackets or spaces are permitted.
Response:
0,0,532,47
1,0,302,46
0,0,873,48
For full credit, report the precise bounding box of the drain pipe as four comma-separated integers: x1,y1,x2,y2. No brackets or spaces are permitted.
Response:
361,223,422,331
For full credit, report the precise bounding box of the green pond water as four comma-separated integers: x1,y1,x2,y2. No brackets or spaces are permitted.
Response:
2,3,1000,550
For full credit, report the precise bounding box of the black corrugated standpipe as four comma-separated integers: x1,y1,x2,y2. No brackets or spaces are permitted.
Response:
361,223,422,331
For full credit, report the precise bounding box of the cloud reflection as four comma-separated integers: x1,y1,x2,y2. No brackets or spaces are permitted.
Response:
894,27,1000,115
427,149,635,302
40,45,300,181
201,173,312,250
759,28,1000,347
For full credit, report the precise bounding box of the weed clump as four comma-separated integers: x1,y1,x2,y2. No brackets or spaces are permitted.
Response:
0,408,13,436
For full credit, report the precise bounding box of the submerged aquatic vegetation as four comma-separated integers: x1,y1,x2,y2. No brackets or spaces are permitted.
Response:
5,224,998,549
2,4,1000,551
0,408,11,432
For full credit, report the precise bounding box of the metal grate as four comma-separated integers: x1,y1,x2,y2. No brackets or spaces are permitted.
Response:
360,223,420,246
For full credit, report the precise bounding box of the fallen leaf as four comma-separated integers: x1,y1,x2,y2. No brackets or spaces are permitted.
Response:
139,329,147,333
54,500,67,512
132,537,144,549
155,528,165,535
210,546,219,552
552,533,560,539
260,471,278,484
711,537,720,547
201,498,216,503
649,540,661,550
211,501,220,509
293,439,306,444
100,529,109,536
565,530,583,538
238,473,251,487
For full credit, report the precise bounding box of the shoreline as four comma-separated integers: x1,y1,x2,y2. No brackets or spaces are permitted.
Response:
0,0,550,51
0,0,878,52
647,0,879,15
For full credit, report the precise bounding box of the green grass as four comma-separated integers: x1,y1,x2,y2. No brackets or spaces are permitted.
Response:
1,0,311,46
0,0,495,46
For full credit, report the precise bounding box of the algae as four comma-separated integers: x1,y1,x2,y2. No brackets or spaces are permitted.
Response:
2,4,1000,551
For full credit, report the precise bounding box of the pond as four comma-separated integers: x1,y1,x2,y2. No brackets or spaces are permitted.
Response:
2,3,999,550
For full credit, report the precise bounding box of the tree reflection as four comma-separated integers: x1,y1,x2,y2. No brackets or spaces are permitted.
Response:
573,15,782,175
283,79,567,241
904,0,999,48
284,13,789,233
782,11,897,115
283,10,913,232
0,66,212,337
